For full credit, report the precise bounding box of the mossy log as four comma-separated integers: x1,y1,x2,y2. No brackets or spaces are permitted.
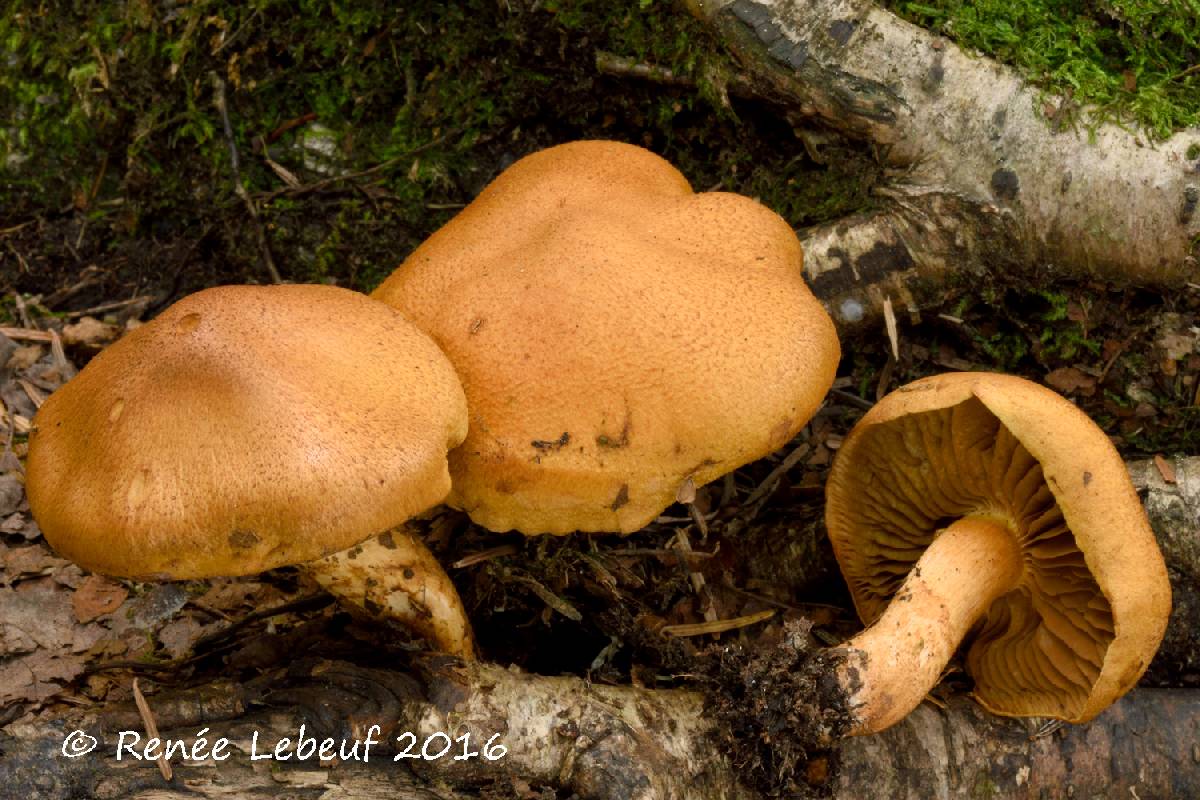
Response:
685,0,1200,328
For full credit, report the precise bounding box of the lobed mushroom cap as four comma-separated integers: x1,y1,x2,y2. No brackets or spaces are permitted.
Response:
825,372,1171,723
372,140,840,534
26,284,468,579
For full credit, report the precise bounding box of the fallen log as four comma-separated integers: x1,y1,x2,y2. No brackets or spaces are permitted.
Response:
4,659,1197,800
683,0,1200,327
834,690,1200,799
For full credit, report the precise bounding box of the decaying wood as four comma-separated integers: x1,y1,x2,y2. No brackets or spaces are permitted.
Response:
5,659,1197,800
3,659,755,800
684,0,1200,327
835,691,1200,799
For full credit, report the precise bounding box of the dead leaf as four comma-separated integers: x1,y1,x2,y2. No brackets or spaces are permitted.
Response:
1,542,74,586
73,575,129,623
0,649,88,705
1045,366,1097,395
157,616,205,660
0,579,108,705
1,512,42,541
0,473,23,517
1154,454,1177,484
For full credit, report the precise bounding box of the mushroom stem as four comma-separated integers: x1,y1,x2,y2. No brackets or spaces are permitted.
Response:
303,528,475,659
834,515,1023,735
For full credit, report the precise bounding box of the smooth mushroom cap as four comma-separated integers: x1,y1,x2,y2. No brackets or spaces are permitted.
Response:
26,284,469,580
372,140,840,534
825,372,1172,723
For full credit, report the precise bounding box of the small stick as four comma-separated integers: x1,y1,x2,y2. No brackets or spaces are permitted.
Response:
660,609,775,637
743,442,811,507
12,293,36,329
212,74,282,284
254,128,461,202
507,572,583,622
452,543,520,569
0,327,52,342
132,678,173,781
63,295,154,319
829,388,874,411
594,51,694,87
48,329,76,381
883,296,900,360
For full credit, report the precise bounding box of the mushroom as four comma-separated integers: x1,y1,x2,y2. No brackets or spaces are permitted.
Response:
824,372,1171,734
25,284,476,657
372,140,840,534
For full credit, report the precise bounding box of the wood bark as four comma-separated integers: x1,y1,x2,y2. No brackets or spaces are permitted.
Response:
5,661,1198,800
835,690,1200,799
3,659,754,800
684,0,1200,327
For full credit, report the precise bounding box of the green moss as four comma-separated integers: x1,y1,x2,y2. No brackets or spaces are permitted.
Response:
883,0,1200,139
2,0,873,292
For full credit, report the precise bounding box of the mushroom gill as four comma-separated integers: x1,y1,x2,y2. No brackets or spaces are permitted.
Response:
830,395,1114,721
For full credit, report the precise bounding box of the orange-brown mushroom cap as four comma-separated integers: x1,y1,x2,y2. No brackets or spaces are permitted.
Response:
826,372,1171,724
26,284,468,580
372,140,840,534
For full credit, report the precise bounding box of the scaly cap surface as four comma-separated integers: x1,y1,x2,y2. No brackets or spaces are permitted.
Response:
27,284,468,578
374,140,840,534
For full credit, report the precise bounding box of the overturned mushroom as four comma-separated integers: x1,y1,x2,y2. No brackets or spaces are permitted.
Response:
26,284,476,657
825,372,1171,734
373,139,840,535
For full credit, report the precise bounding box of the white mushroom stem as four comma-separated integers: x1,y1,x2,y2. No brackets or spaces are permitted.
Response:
303,528,475,659
834,516,1023,735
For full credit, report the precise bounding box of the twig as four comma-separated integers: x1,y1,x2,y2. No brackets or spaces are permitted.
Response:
190,592,333,652
17,379,46,409
212,73,282,284
132,678,173,781
264,111,318,145
1097,333,1135,385
254,128,462,201
41,265,106,309
82,594,334,678
743,442,811,508
828,388,874,411
12,293,36,329
1168,63,1200,82
4,241,30,274
452,543,519,569
660,609,775,637
63,295,154,319
0,327,52,342
883,296,900,360
506,570,583,622
608,547,716,561
0,220,34,237
594,51,695,87
213,8,261,55
49,330,77,382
